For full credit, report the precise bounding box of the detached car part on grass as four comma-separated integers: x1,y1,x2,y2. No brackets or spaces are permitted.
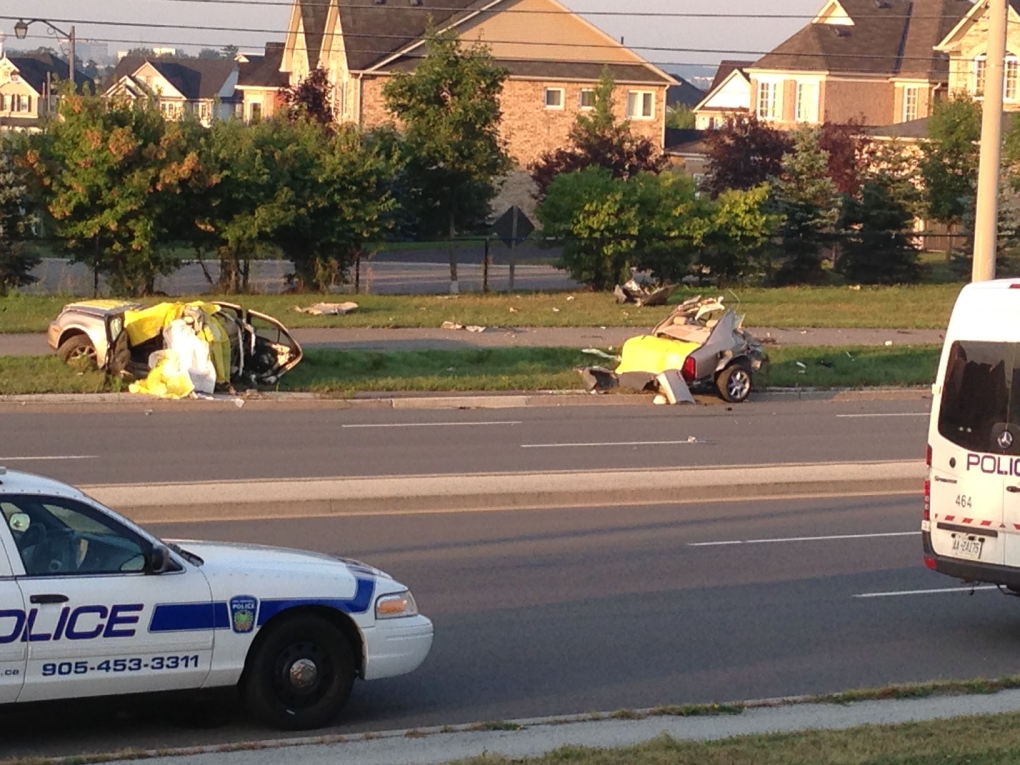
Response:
47,300,303,395
584,296,768,404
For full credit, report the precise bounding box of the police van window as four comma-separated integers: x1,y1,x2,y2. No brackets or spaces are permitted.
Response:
939,341,1019,452
2,496,147,577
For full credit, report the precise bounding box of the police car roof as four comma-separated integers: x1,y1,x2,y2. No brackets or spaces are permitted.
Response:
0,468,88,500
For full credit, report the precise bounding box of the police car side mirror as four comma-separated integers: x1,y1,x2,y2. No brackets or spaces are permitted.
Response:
147,545,172,575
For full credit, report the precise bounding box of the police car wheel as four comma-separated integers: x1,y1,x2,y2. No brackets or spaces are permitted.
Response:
244,615,355,730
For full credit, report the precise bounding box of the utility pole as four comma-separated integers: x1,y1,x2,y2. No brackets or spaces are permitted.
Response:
973,0,1008,282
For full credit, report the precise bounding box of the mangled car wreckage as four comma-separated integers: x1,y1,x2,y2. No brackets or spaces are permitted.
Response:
583,295,768,404
48,300,303,397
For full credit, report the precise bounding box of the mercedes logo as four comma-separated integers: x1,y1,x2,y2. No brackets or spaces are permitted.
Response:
999,430,1015,450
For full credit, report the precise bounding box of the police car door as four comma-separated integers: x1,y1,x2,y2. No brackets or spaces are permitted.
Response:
4,494,215,703
0,510,26,702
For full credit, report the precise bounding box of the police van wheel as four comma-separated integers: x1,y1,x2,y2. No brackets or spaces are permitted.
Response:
244,615,355,730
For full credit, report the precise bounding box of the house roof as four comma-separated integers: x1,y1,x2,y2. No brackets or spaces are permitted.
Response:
707,60,753,92
6,52,92,94
753,0,970,79
238,43,289,88
667,77,705,108
108,56,237,100
869,111,1016,140
664,128,709,155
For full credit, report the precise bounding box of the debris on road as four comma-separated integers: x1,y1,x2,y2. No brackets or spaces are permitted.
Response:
613,278,676,307
291,301,359,316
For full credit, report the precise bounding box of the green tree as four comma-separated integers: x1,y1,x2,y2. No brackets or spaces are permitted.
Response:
24,93,201,295
0,141,40,296
530,69,667,202
920,94,981,238
665,104,696,130
700,184,780,282
383,29,512,289
277,125,401,291
770,128,841,285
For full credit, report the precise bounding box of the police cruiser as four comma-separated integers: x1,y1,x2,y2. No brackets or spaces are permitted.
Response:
0,468,433,730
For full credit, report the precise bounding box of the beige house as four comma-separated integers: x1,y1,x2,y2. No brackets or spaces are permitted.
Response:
236,43,289,122
727,0,970,130
276,0,676,166
692,61,753,130
936,0,1020,106
105,57,240,126
0,51,90,132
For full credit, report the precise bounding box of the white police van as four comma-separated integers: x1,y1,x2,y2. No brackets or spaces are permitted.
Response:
0,468,433,729
925,278,1020,589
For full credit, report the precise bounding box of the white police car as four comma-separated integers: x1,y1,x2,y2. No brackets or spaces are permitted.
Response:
0,468,433,730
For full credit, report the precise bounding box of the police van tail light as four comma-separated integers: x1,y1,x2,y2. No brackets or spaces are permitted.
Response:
924,478,931,521
681,355,697,383
926,444,932,468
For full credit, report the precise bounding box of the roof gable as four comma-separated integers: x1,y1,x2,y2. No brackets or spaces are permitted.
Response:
3,52,91,95
693,66,752,113
936,0,1020,53
107,56,237,100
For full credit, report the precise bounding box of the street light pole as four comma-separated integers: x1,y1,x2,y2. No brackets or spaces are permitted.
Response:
972,0,1009,282
13,19,77,89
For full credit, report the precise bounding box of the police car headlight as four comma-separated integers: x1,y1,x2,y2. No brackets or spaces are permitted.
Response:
375,591,418,619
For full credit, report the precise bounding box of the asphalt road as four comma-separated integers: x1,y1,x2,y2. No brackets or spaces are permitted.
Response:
0,398,930,486
5,490,1018,760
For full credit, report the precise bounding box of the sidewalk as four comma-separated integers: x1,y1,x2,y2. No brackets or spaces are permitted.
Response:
0,325,946,357
107,688,1020,765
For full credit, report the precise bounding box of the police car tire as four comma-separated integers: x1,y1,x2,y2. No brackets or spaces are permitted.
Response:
244,614,355,730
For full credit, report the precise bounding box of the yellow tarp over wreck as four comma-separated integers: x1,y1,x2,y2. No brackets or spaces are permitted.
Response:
123,302,231,385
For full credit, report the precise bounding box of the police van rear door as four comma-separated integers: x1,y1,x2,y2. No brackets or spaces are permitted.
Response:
932,340,1020,567
0,510,27,702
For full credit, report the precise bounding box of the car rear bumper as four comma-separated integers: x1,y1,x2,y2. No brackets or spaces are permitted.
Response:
923,531,1020,589
362,615,433,681
46,323,61,351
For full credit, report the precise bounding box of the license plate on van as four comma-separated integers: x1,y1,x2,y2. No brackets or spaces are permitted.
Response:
951,534,983,560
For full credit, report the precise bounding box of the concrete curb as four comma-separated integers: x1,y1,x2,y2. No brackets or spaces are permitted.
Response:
83,461,926,523
0,387,930,411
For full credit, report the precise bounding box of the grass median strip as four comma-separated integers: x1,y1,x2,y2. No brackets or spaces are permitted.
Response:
0,284,963,333
0,345,942,396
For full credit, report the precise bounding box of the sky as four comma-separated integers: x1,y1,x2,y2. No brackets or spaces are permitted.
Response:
0,0,825,78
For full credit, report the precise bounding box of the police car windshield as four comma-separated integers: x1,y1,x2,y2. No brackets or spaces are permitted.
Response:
939,340,1020,453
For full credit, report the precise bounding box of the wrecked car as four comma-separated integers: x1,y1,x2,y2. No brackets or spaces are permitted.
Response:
584,296,767,404
47,300,303,394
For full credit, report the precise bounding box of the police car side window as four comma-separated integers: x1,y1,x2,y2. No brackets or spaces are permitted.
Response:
939,341,1018,452
3,496,147,577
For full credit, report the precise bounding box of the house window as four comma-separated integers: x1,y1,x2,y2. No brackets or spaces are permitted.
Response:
198,102,211,121
972,53,1019,100
0,95,6,111
757,81,778,120
579,88,596,110
249,102,262,123
795,82,818,123
627,91,654,119
975,56,987,96
1007,57,1019,100
15,94,31,113
544,88,564,109
233,101,245,119
903,86,919,122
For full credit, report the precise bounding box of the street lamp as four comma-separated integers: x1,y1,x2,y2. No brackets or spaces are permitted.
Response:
13,19,76,89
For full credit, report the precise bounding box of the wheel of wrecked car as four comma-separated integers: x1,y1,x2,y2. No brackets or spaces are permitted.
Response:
716,364,753,403
57,334,98,370
244,614,355,730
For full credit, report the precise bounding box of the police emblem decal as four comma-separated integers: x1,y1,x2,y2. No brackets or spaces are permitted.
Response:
999,430,1015,450
230,596,258,634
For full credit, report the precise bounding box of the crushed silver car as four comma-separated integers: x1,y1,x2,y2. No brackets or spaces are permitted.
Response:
47,300,303,391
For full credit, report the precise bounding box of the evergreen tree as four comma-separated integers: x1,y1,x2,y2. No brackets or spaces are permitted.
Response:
770,128,841,285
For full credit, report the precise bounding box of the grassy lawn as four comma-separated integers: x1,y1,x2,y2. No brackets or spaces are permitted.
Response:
449,712,1020,765
0,284,964,334
0,345,941,396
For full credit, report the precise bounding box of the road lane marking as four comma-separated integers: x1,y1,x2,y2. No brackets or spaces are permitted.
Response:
341,421,522,429
835,413,928,419
854,585,998,598
689,531,916,547
0,455,97,461
522,440,705,449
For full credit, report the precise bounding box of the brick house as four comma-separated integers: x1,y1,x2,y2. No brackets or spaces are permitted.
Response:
235,43,289,123
105,57,241,126
935,0,1020,107
276,0,676,166
0,49,91,132
701,0,971,131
